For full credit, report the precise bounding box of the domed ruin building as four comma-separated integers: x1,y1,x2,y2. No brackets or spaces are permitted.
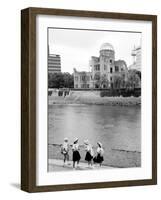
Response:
73,43,128,89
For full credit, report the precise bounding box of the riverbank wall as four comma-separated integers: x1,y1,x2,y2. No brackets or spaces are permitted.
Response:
48,144,141,168
49,90,141,106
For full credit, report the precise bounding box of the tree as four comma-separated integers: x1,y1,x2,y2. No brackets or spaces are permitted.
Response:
48,72,74,88
63,73,74,88
48,73,63,88
113,75,124,90
100,74,109,88
94,73,101,88
126,70,140,89
94,73,100,81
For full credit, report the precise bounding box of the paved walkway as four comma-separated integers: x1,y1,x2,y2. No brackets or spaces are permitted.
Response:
48,159,114,172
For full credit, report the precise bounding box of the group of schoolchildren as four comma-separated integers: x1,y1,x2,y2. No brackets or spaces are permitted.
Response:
61,137,104,169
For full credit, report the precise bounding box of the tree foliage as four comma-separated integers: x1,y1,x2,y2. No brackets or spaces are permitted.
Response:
48,72,74,88
112,70,141,90
113,75,124,89
126,70,140,89
100,74,109,88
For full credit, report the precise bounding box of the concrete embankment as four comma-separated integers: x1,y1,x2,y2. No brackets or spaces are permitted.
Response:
48,144,141,168
49,90,141,106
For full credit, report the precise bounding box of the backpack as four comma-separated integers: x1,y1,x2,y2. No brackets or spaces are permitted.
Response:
61,144,68,154
60,145,64,154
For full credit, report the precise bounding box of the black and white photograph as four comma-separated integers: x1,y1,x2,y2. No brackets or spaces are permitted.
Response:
20,7,157,192
48,27,142,172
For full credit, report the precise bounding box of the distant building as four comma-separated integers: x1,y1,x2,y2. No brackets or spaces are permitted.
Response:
48,54,61,73
48,46,61,73
129,46,141,71
73,43,128,89
73,70,93,89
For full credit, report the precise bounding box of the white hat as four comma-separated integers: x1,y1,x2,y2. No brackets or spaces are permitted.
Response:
64,137,68,141
84,140,89,145
97,142,102,147
74,138,78,143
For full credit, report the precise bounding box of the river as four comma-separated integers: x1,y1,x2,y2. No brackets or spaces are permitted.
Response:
48,104,141,152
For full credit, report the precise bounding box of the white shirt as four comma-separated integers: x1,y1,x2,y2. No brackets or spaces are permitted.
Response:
72,143,79,151
85,144,94,156
97,147,104,156
62,142,69,151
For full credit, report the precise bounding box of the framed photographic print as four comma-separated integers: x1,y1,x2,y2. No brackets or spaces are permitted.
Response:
21,7,157,192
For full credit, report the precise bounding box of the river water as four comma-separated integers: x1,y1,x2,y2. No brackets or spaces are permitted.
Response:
48,104,141,152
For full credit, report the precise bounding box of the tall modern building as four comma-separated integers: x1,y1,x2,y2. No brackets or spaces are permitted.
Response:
48,46,61,73
129,46,141,71
73,43,128,89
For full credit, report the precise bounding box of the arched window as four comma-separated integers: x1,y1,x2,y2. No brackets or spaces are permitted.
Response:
115,66,119,72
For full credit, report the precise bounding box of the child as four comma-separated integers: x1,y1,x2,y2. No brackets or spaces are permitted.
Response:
61,138,70,166
93,142,104,166
72,138,81,169
84,140,94,167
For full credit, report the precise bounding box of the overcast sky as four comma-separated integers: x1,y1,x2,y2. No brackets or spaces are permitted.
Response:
48,28,141,73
